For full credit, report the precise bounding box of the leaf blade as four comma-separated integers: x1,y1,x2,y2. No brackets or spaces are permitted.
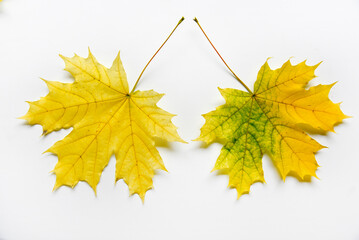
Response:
197,59,346,198
24,51,184,200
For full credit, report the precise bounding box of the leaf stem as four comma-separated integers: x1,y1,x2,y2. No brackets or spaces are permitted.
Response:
193,18,253,94
130,17,185,94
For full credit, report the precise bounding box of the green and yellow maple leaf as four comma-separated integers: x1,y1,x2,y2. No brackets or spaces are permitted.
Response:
196,59,347,198
22,49,184,200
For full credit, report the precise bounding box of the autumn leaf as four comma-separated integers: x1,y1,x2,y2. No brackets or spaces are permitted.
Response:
194,18,347,198
22,18,185,201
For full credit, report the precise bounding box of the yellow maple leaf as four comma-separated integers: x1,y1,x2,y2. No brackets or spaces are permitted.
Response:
22,18,185,201
194,18,347,198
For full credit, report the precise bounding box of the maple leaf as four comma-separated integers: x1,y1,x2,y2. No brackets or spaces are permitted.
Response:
22,18,185,201
194,18,347,198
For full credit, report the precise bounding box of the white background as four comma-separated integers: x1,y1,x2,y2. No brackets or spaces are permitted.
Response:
0,0,358,239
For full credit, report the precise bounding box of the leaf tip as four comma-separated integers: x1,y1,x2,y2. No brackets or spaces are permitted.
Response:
140,195,146,204
38,77,46,83
133,190,147,203
319,144,328,150
236,189,249,199
217,87,226,95
265,57,272,62
41,130,48,136
17,114,27,120
59,54,66,61
87,47,95,60
313,60,323,69
43,146,53,154
93,187,98,197
52,181,62,192
115,50,121,59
